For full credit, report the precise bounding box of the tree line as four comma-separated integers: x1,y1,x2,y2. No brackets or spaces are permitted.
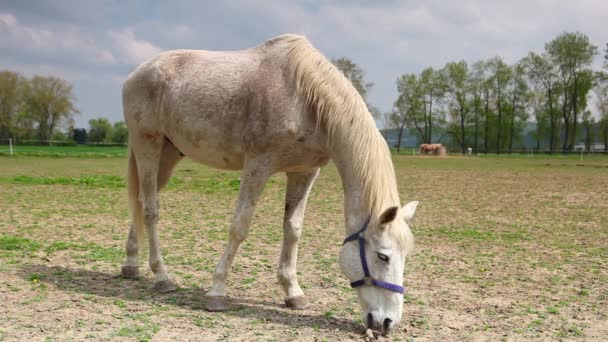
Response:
334,32,608,153
2,31,607,152
0,71,127,144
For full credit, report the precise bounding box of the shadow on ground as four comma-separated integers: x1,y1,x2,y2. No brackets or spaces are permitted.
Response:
18,264,362,334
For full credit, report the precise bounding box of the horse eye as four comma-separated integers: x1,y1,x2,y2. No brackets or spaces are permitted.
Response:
377,252,390,262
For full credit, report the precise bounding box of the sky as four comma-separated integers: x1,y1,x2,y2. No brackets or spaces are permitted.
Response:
1,0,607,128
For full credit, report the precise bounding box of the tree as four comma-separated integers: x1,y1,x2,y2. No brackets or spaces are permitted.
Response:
419,68,446,144
507,61,529,153
488,57,511,153
529,89,547,150
24,76,78,141
523,52,560,152
581,110,594,151
595,72,608,152
546,32,597,150
444,60,470,152
71,128,88,144
394,74,421,152
469,61,488,153
0,71,27,139
332,57,374,102
88,118,112,143
110,121,128,144
604,43,608,70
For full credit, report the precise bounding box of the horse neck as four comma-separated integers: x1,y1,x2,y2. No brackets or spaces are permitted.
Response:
329,129,400,235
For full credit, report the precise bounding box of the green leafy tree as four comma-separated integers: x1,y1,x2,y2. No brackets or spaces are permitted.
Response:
419,67,446,144
110,121,128,144
24,76,78,141
394,74,422,152
546,32,597,150
469,61,489,153
507,61,530,152
444,60,470,152
594,72,608,152
604,43,608,70
332,57,374,103
71,128,88,144
523,52,561,152
581,110,594,151
529,89,548,150
0,71,27,139
88,118,113,143
488,57,511,153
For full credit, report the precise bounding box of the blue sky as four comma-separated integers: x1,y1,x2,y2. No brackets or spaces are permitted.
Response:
1,0,607,128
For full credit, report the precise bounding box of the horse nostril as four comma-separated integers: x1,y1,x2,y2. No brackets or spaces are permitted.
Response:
367,313,373,329
383,318,392,330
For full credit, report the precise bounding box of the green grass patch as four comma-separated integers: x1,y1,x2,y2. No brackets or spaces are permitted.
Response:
435,227,495,241
0,145,127,158
0,235,41,251
7,175,125,188
115,324,160,342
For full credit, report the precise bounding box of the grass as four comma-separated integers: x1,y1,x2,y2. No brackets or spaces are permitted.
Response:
5,175,125,188
0,151,606,340
0,144,126,158
0,235,41,251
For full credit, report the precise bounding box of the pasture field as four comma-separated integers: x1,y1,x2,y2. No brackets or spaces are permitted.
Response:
0,153,607,341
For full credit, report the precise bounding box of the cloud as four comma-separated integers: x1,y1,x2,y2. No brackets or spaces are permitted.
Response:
0,11,115,65
1,0,607,127
109,29,163,66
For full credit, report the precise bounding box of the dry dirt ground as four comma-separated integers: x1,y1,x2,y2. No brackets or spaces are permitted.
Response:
0,155,607,341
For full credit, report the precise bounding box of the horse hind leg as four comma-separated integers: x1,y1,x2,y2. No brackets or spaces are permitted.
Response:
122,133,177,292
122,137,182,281
279,168,319,310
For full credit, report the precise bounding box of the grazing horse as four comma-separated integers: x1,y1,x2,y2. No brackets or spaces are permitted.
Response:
120,34,417,334
420,143,445,156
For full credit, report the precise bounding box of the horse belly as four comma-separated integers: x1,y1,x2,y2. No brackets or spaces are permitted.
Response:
167,128,245,170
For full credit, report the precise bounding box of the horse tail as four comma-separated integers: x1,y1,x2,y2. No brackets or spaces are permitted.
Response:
128,146,145,246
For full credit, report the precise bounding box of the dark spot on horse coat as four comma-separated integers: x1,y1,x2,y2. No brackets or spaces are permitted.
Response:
285,202,290,213
134,110,143,123
147,86,157,103
297,136,306,142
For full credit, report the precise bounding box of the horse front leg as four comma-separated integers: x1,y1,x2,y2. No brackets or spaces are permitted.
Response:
121,223,140,278
278,168,319,309
203,157,272,311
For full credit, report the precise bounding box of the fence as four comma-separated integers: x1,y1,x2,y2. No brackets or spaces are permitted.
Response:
0,138,127,157
391,145,608,160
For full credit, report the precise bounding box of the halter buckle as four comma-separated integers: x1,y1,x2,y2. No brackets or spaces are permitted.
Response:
363,277,373,286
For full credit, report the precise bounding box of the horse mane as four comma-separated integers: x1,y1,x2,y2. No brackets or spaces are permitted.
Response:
278,34,412,252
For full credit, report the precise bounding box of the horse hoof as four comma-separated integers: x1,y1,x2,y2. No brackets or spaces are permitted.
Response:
285,295,310,310
121,265,139,279
154,279,177,293
203,296,231,312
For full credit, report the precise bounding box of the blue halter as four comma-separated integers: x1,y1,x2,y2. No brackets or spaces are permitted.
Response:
342,217,405,294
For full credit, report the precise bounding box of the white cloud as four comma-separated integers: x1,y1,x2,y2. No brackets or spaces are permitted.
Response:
0,12,17,26
1,1,606,125
109,29,163,65
0,11,116,65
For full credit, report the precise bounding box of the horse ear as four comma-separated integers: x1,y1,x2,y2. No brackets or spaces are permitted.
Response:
379,206,399,225
402,201,419,222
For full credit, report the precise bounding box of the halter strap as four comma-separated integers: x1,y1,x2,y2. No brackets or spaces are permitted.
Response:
342,216,405,294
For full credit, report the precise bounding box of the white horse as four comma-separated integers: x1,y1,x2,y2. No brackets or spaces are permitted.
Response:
120,34,417,334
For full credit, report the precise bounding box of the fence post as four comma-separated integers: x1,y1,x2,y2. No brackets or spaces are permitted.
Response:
580,149,583,161
9,138,13,156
